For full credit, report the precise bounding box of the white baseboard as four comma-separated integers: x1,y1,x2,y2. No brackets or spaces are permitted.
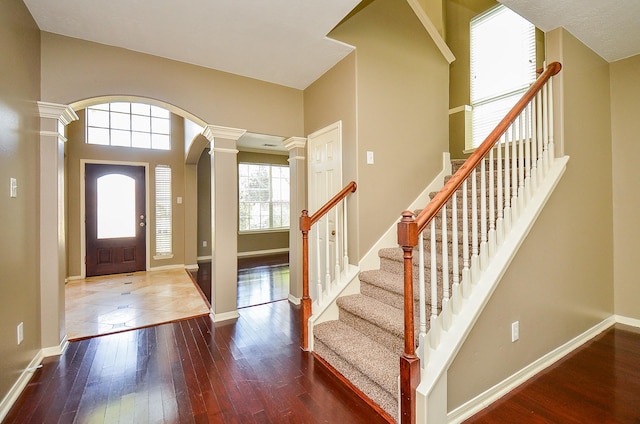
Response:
237,248,289,258
288,294,301,305
210,310,240,322
66,275,84,281
448,315,616,423
184,264,199,271
197,255,212,262
359,152,451,271
42,335,69,357
147,264,185,272
615,314,640,328
0,349,44,422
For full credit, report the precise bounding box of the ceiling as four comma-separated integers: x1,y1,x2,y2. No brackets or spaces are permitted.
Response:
501,0,640,62
23,0,361,90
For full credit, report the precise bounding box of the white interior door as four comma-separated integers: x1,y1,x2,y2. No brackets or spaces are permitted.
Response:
307,121,343,301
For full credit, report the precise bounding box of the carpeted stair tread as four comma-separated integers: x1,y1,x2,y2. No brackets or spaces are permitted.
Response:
338,294,405,338
378,247,462,273
314,320,398,397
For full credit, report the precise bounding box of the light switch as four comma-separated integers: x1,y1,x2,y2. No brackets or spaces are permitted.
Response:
176,196,183,204
366,151,374,165
10,178,17,198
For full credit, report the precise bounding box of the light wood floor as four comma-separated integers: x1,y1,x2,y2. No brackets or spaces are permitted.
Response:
65,268,210,340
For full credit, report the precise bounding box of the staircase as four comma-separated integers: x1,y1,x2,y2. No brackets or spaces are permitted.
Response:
313,160,470,419
303,63,565,423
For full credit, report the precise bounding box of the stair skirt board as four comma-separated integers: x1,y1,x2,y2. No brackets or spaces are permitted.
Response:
311,351,397,423
447,316,616,423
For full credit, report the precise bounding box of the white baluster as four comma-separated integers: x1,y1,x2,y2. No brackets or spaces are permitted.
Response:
488,146,496,257
343,198,349,275
334,206,340,288
461,180,470,297
324,215,331,294
525,102,533,199
471,170,480,283
496,135,504,245
531,95,539,190
451,191,461,313
511,121,518,221
536,91,545,181
441,205,451,330
504,128,511,233
518,114,525,211
430,220,439,347
418,231,426,363
480,158,488,269
542,83,550,173
315,226,322,304
548,78,555,164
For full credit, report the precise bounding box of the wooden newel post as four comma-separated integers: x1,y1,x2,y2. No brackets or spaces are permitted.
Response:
397,211,420,424
300,210,312,351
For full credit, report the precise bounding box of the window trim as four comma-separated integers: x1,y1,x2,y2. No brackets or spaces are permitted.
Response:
238,162,290,233
154,164,173,260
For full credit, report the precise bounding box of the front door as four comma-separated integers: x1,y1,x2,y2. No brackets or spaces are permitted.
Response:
85,163,146,277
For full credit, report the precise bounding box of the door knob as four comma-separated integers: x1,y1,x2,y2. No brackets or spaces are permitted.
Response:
140,222,145,227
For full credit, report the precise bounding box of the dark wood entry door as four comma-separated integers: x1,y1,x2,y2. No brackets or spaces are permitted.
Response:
85,164,146,277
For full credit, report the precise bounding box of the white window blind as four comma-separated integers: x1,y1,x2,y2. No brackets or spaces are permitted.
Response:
238,163,290,232
470,5,536,149
155,165,172,257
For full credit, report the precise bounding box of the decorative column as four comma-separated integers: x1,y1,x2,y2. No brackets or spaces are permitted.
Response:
283,137,307,304
38,102,78,355
202,125,246,322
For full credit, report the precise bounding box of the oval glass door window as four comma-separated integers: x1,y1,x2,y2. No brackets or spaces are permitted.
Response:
97,174,136,239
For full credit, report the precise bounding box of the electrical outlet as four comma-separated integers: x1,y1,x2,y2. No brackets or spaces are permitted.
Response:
17,322,24,345
511,321,519,342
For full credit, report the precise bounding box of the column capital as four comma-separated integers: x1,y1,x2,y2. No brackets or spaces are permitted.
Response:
202,125,246,142
283,136,306,150
37,101,78,126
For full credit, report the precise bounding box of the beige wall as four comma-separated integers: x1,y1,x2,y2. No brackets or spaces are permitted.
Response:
40,33,304,139
447,28,615,410
66,111,188,276
611,54,640,320
197,149,212,258
317,0,450,259
304,52,359,260
0,0,42,404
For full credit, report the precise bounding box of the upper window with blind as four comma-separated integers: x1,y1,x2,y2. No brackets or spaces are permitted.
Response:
86,102,171,150
469,5,536,150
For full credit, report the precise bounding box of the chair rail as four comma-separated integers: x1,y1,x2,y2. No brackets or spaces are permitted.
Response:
299,181,357,350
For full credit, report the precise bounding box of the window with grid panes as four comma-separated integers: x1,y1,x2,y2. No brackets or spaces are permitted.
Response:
86,102,171,150
238,163,290,231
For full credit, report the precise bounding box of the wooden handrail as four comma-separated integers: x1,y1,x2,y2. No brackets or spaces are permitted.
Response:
299,181,357,350
397,62,562,424
412,62,561,235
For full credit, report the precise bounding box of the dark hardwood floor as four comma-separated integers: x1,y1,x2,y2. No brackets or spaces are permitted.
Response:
4,300,389,423
189,254,289,309
464,323,640,423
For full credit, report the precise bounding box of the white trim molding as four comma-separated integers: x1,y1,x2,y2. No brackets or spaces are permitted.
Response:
209,147,239,155
615,315,640,328
37,101,78,126
0,350,44,422
197,255,213,262
202,125,246,142
283,136,306,150
237,248,289,258
406,0,455,64
210,309,240,323
147,263,185,272
288,294,301,305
